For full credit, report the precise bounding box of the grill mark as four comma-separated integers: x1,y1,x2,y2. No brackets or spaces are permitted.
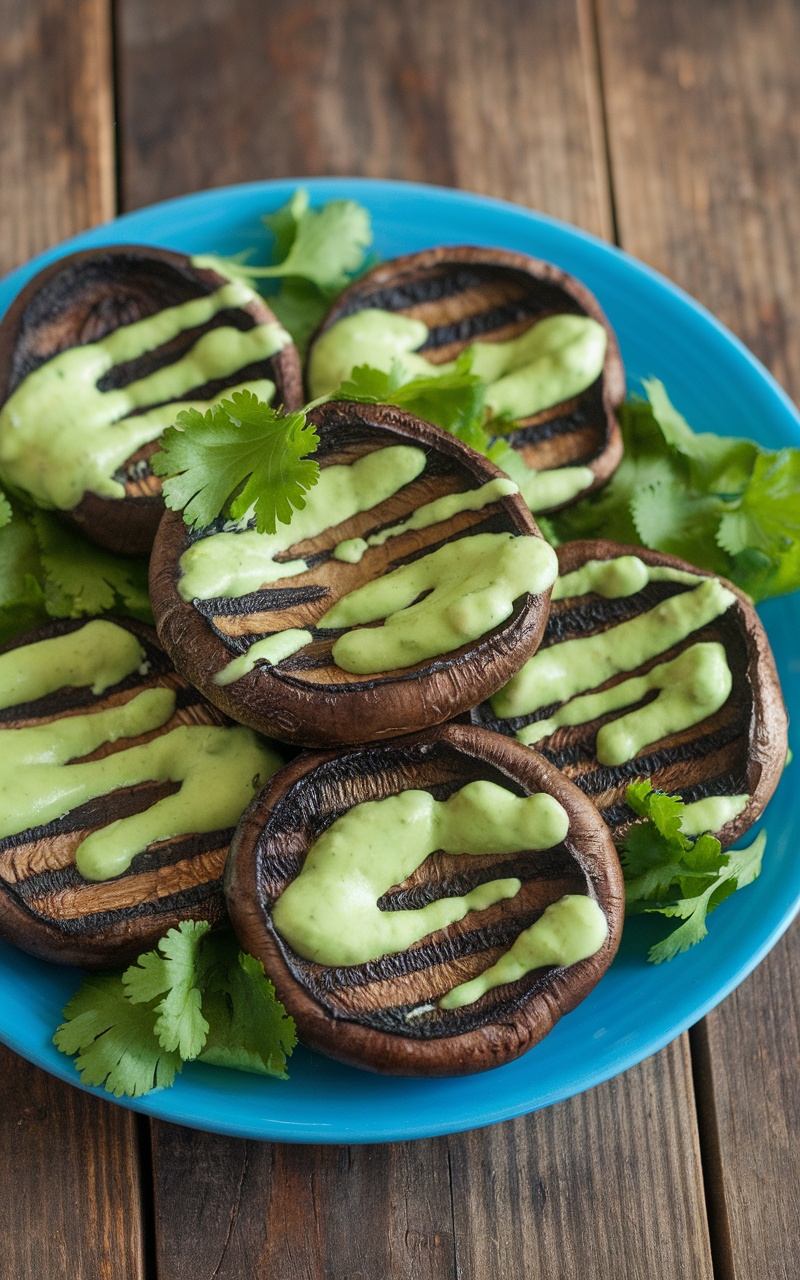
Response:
193,585,330,620
376,847,574,911
541,711,749,792
24,845,227,922
420,297,548,350
4,827,231,898
332,269,490,316
16,876,226,936
96,307,259,391
297,916,543,994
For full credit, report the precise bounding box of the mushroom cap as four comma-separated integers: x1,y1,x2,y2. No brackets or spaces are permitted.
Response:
0,616,274,968
150,399,556,748
225,723,624,1076
0,245,303,554
308,245,625,511
472,539,789,846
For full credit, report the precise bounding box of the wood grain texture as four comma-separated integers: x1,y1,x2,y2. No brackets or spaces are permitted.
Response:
150,1124,457,1279
598,0,800,401
0,0,114,275
449,1038,712,1280
0,1045,146,1279
0,4,147,1276
599,0,800,1273
117,0,613,237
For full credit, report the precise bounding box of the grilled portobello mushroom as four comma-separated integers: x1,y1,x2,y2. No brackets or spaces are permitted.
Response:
306,246,625,513
149,400,558,748
0,246,303,555
472,539,788,845
0,617,281,968
225,723,624,1076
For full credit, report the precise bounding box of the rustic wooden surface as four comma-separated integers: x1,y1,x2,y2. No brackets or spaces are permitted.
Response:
0,0,797,1275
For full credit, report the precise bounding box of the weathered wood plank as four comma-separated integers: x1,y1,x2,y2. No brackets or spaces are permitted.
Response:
598,0,800,1273
150,1125,457,1280
0,0,114,275
117,2,712,1275
0,3,145,1275
0,1046,146,1279
117,0,613,238
449,1038,712,1280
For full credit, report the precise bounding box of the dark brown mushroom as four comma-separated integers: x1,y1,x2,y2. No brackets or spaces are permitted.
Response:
225,723,624,1076
308,246,625,511
149,399,557,749
0,245,303,555
0,617,281,969
471,539,789,846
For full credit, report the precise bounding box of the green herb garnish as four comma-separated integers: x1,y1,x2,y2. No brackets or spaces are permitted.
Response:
335,355,493,453
0,499,151,646
548,379,800,601
152,390,320,535
198,188,373,355
54,922,296,1098
622,780,766,963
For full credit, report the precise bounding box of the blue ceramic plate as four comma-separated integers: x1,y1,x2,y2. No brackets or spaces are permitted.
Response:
0,179,798,1143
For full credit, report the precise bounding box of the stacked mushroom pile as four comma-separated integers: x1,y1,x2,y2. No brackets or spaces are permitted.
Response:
0,245,786,1077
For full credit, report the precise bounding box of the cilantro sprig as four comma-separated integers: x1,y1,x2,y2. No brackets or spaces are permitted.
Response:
335,355,495,453
54,922,296,1097
198,188,374,355
151,390,320,535
0,497,152,646
548,379,800,602
621,780,766,963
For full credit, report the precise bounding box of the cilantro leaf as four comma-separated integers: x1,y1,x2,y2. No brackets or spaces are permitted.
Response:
269,276,331,357
550,379,800,600
336,357,493,453
0,506,48,644
262,187,310,264
717,449,800,598
54,973,182,1097
198,934,296,1078
123,920,211,1059
253,196,373,291
0,488,11,529
55,925,296,1098
645,833,765,963
0,499,152,643
630,481,733,577
152,390,320,535
31,511,152,623
199,189,373,296
620,781,767,963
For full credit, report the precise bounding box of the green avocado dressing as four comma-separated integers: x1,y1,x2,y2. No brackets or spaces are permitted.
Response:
0,619,146,711
320,531,557,675
679,793,750,836
178,445,427,601
518,641,732,766
0,622,280,881
181,445,555,678
0,282,289,510
271,780,570,969
307,308,607,421
332,476,519,564
495,446,595,511
439,894,608,1009
213,630,313,686
494,575,735,720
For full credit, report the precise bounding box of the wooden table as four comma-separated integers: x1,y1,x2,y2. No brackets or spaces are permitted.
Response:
1,2,798,1275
